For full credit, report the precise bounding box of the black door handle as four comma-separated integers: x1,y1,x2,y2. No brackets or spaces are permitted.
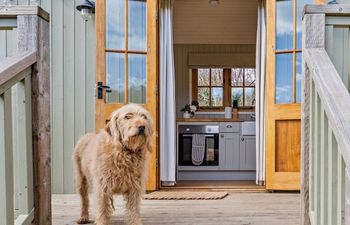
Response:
97,81,111,99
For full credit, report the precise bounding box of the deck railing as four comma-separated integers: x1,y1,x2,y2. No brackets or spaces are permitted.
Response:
302,4,350,225
0,6,51,225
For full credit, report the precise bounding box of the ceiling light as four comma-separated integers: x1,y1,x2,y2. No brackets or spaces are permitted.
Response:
209,0,220,6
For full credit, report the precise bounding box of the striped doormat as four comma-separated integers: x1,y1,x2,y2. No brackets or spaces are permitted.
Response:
143,191,228,200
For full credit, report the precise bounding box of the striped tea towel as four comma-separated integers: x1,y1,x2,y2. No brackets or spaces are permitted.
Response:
192,134,206,166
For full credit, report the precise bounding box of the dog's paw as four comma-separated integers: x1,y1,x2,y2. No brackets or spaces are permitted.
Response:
76,217,93,224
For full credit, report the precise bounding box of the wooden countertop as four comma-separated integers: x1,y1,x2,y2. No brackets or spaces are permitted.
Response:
176,118,244,122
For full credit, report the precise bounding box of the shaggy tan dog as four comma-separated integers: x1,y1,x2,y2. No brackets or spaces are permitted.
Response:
73,104,153,225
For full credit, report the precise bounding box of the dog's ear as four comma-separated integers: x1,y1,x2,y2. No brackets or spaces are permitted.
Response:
106,111,121,144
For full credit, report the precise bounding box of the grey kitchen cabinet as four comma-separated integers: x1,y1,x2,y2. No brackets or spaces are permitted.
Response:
219,132,240,170
240,135,256,170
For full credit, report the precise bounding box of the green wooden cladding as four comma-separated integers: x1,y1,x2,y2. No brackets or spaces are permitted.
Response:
0,0,96,194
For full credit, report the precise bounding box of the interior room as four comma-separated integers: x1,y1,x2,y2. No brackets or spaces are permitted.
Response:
164,0,264,189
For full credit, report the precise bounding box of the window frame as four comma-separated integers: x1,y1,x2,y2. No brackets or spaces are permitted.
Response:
231,68,256,107
104,0,147,104
274,0,304,104
192,68,256,111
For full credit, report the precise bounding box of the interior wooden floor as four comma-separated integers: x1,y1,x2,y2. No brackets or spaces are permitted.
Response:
52,193,300,225
162,180,266,192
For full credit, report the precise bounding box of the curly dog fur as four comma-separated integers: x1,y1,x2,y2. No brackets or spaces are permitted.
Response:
73,104,153,225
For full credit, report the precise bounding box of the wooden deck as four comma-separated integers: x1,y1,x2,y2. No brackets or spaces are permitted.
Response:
53,193,300,225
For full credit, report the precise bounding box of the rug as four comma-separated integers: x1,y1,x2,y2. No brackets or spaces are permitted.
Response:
143,191,229,200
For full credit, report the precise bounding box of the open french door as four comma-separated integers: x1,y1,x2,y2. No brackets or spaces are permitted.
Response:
265,0,316,190
95,0,158,191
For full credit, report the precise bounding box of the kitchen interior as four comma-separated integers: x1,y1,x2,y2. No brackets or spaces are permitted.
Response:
173,0,261,188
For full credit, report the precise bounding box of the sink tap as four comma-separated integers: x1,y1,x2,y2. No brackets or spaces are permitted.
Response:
250,114,256,120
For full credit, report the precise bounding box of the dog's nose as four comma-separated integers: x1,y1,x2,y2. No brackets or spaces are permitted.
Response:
138,126,145,134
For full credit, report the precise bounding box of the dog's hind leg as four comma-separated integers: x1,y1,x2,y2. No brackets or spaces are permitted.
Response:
76,174,91,224
74,155,91,224
125,189,143,225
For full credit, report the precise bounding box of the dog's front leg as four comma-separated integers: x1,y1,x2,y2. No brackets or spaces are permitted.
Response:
125,190,142,225
95,187,113,225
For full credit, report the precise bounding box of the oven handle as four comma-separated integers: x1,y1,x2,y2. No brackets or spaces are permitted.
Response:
181,134,216,138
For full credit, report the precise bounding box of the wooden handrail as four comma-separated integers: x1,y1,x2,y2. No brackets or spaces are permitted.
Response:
0,5,49,22
304,48,350,169
304,4,350,16
0,51,36,94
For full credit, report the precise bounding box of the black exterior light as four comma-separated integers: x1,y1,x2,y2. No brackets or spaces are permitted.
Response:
76,0,95,21
328,0,338,4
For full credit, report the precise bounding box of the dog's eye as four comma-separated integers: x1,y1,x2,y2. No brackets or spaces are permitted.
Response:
141,114,147,119
124,114,134,119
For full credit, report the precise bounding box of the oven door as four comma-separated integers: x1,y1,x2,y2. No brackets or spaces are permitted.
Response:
178,134,219,166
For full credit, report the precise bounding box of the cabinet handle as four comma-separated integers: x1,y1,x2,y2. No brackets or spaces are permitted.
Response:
226,125,232,128
241,137,245,142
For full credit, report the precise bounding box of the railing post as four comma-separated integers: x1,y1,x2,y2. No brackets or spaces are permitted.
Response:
301,13,325,225
16,9,51,225
0,91,14,225
345,168,350,225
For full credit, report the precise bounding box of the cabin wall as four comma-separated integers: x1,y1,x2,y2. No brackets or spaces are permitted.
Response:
174,44,256,117
0,0,96,194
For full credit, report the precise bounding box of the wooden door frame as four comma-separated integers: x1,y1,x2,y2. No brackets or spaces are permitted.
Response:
95,0,159,191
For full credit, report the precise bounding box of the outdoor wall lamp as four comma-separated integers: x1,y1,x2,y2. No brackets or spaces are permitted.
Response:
76,0,95,21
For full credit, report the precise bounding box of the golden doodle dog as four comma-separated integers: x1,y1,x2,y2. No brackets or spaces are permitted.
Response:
73,104,153,225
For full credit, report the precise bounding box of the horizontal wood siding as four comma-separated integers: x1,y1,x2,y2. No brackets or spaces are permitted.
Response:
174,44,255,117
0,0,96,194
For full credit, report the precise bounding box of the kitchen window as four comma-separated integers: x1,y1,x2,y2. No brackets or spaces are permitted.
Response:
192,68,256,109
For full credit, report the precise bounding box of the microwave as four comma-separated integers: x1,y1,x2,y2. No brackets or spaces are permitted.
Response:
178,125,219,166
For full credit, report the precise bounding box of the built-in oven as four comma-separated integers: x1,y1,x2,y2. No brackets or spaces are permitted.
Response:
178,125,219,166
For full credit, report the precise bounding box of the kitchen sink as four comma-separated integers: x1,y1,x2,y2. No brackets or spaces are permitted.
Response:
242,121,256,136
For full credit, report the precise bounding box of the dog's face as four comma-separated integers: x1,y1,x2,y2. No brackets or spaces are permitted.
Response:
106,104,153,151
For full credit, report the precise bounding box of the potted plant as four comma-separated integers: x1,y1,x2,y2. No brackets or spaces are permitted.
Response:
181,102,197,118
232,94,241,108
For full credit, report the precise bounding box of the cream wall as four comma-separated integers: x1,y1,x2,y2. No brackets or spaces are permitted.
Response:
173,0,258,44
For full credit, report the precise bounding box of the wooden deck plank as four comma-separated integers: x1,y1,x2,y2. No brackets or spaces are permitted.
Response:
52,193,300,225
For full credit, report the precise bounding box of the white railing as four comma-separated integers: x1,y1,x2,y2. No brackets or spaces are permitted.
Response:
302,4,350,225
0,6,51,225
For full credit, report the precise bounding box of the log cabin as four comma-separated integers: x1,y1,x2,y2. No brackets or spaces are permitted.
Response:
1,0,350,224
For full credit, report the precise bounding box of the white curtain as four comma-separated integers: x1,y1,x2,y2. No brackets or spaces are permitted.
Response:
160,0,176,186
255,0,266,185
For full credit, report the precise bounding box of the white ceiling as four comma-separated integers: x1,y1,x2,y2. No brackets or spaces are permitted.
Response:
173,0,258,44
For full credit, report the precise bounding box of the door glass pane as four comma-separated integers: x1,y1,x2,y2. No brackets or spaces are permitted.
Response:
198,69,210,86
245,88,256,106
276,0,293,50
128,54,146,103
232,88,243,107
211,87,223,106
211,69,223,86
106,0,125,50
106,53,125,103
276,54,293,104
198,87,210,106
297,0,313,49
128,0,146,51
231,68,244,86
245,68,256,87
296,52,302,103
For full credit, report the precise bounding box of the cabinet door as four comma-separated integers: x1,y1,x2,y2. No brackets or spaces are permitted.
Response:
219,133,240,170
240,136,256,170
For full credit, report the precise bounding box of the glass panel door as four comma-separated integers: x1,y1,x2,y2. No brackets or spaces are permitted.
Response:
105,0,147,104
275,0,312,104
